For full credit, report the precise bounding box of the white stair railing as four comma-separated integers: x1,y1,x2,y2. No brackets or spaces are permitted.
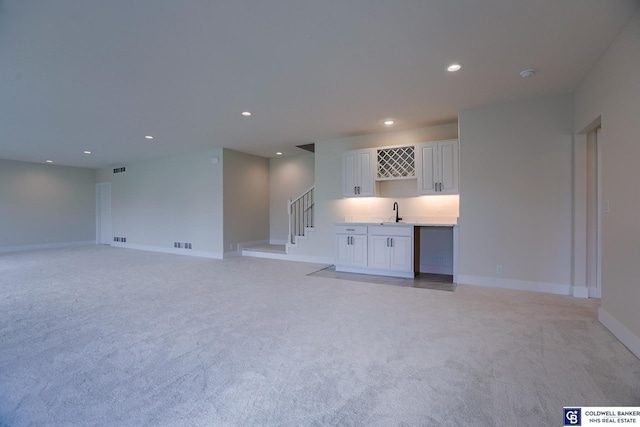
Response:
288,185,314,245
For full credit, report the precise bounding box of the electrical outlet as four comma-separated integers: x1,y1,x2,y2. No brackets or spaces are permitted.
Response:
603,200,610,213
496,265,503,275
437,255,444,264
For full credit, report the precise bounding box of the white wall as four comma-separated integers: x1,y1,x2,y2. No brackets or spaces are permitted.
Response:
290,123,459,259
0,159,96,250
269,153,315,244
223,149,270,254
96,149,224,257
574,10,640,354
457,95,574,294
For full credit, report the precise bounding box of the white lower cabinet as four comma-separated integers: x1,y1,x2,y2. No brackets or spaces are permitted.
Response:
367,226,413,273
335,234,367,267
335,225,368,268
335,224,415,278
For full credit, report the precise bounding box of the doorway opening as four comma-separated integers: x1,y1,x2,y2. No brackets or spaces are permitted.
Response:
96,182,112,245
586,127,601,298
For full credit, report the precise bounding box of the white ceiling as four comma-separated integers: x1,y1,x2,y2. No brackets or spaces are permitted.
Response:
1,0,638,168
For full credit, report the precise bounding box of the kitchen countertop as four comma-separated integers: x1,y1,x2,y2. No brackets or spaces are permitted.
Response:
338,217,457,227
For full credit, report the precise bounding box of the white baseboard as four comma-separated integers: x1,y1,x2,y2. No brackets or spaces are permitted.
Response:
242,249,332,265
223,250,242,259
241,250,286,260
277,254,333,264
457,274,571,296
419,264,453,275
237,240,270,250
599,307,640,359
572,286,589,298
111,242,223,259
588,287,601,298
269,239,287,245
0,240,95,254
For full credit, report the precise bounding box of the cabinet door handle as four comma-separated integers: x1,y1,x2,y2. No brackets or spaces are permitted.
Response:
349,236,352,245
390,238,393,247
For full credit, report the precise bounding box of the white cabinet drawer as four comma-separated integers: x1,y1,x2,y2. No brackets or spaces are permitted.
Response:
368,225,413,237
335,225,368,235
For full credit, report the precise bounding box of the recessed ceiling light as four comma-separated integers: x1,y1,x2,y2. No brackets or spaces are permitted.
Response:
384,120,395,126
447,63,462,72
242,111,252,116
276,152,282,155
83,150,92,154
45,160,53,163
145,135,154,140
520,68,535,78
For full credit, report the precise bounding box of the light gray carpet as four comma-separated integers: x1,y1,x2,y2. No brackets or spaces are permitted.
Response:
0,246,638,426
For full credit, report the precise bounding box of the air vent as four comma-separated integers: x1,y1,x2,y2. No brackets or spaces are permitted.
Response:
113,167,126,174
296,143,315,153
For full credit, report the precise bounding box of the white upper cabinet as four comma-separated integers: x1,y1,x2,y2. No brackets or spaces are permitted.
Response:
342,149,376,197
416,139,459,195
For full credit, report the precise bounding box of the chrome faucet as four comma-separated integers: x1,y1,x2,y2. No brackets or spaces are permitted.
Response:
393,202,402,223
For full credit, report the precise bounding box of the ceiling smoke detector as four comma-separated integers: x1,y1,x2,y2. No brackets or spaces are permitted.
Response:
520,69,535,78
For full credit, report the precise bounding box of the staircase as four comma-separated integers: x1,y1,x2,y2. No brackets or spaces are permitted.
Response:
241,185,315,260
288,185,315,247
